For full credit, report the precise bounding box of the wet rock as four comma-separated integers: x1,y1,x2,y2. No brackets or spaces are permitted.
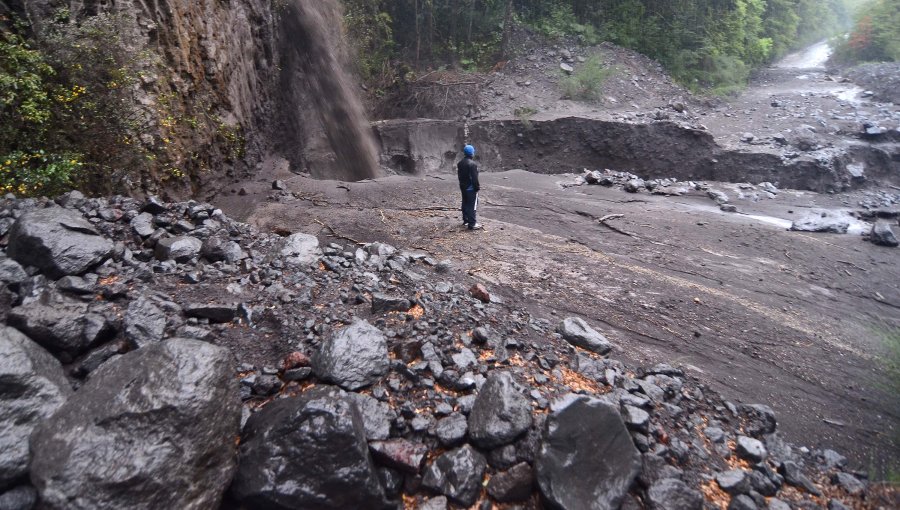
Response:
55,276,93,295
0,485,37,510
231,387,388,510
646,478,704,510
622,405,650,434
7,208,114,279
790,211,852,233
749,470,779,496
0,328,72,489
183,303,236,323
124,297,166,349
820,449,848,470
140,196,167,214
435,412,468,447
486,462,534,503
557,317,612,355
154,236,202,262
716,470,751,495
280,233,321,266
778,461,822,496
347,392,394,441
869,222,898,247
468,371,533,449
130,213,155,238
201,237,245,262
313,319,389,390
369,439,428,474
767,499,790,510
720,204,738,213
7,292,111,361
469,283,491,303
708,190,730,204
736,436,767,463
422,444,487,507
272,180,287,190
30,339,240,510
738,404,777,437
372,293,411,313
0,258,28,288
419,496,448,510
624,179,645,193
536,395,640,510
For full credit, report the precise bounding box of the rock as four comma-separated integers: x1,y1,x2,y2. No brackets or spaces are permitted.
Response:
313,319,389,390
487,462,534,503
720,204,738,213
870,222,899,247
557,317,612,355
0,328,71,489
741,133,755,143
716,470,751,495
154,236,202,262
708,190,730,204
183,303,236,323
646,478,704,510
790,211,852,233
831,472,865,496
371,293,411,313
272,180,287,190
347,392,394,441
749,470,778,496
369,439,428,474
200,237,245,263
536,395,640,510
0,485,37,510
55,276,93,295
30,339,240,510
422,445,486,507
469,283,491,303
124,297,166,349
435,412,468,447
281,351,311,371
0,258,28,288
468,371,533,449
419,496,448,510
729,494,758,510
736,436,767,463
231,387,388,510
140,196,167,214
560,63,574,74
820,449,847,470
778,461,822,496
622,405,650,434
130,213,155,237
7,208,114,279
7,292,111,361
624,179,645,193
280,233,321,266
738,404,777,436
767,499,790,510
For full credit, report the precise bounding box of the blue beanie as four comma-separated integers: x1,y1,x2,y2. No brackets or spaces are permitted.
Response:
464,145,475,156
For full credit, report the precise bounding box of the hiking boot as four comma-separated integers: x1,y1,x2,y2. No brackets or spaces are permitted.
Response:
468,223,484,230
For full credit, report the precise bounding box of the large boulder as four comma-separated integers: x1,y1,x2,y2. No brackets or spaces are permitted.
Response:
313,320,389,390
7,208,114,279
557,317,613,355
280,233,322,266
468,371,533,449
0,328,71,489
230,387,389,510
536,395,641,510
154,236,202,262
870,222,899,247
124,297,167,349
29,339,240,510
789,211,852,233
7,291,114,362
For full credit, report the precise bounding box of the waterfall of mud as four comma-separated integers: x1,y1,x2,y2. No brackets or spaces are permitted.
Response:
279,0,380,180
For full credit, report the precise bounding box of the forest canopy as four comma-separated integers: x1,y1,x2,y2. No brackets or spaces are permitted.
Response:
343,0,866,93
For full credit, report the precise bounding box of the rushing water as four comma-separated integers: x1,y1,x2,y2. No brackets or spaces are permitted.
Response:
280,0,380,180
775,40,833,69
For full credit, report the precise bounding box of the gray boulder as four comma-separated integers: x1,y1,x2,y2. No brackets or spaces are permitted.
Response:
557,317,612,354
0,328,71,489
790,211,852,233
468,371,533,449
30,339,240,510
313,320,389,390
200,237,246,263
0,258,28,288
124,297,166,349
870,222,899,247
487,462,534,503
154,236,202,262
280,233,321,266
231,387,388,510
536,395,641,510
0,485,37,510
7,208,114,279
422,445,487,507
646,478,704,510
7,291,113,361
129,213,155,238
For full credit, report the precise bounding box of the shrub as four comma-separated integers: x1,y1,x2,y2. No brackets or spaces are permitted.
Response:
559,55,614,101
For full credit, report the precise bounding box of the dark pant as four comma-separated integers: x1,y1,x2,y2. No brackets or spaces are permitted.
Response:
461,190,478,227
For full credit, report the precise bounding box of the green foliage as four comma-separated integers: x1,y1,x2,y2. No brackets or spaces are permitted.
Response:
833,0,900,63
514,105,537,128
559,55,613,100
528,3,599,45
0,151,80,196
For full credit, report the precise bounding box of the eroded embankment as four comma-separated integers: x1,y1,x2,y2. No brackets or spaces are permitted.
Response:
375,117,900,192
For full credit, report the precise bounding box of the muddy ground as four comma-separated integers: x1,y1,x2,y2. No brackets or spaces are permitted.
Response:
213,42,900,477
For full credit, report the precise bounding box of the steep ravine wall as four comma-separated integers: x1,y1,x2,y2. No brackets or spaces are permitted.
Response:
3,0,376,197
376,117,900,192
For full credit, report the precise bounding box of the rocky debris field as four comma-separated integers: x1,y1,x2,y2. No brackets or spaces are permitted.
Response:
0,191,897,510
844,64,900,106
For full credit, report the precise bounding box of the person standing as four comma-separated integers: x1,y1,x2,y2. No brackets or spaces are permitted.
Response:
457,144,482,230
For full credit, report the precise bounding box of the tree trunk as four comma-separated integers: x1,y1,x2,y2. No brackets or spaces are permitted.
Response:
499,0,515,60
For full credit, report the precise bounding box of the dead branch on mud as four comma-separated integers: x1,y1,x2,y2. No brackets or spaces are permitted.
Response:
313,219,366,246
836,260,868,272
